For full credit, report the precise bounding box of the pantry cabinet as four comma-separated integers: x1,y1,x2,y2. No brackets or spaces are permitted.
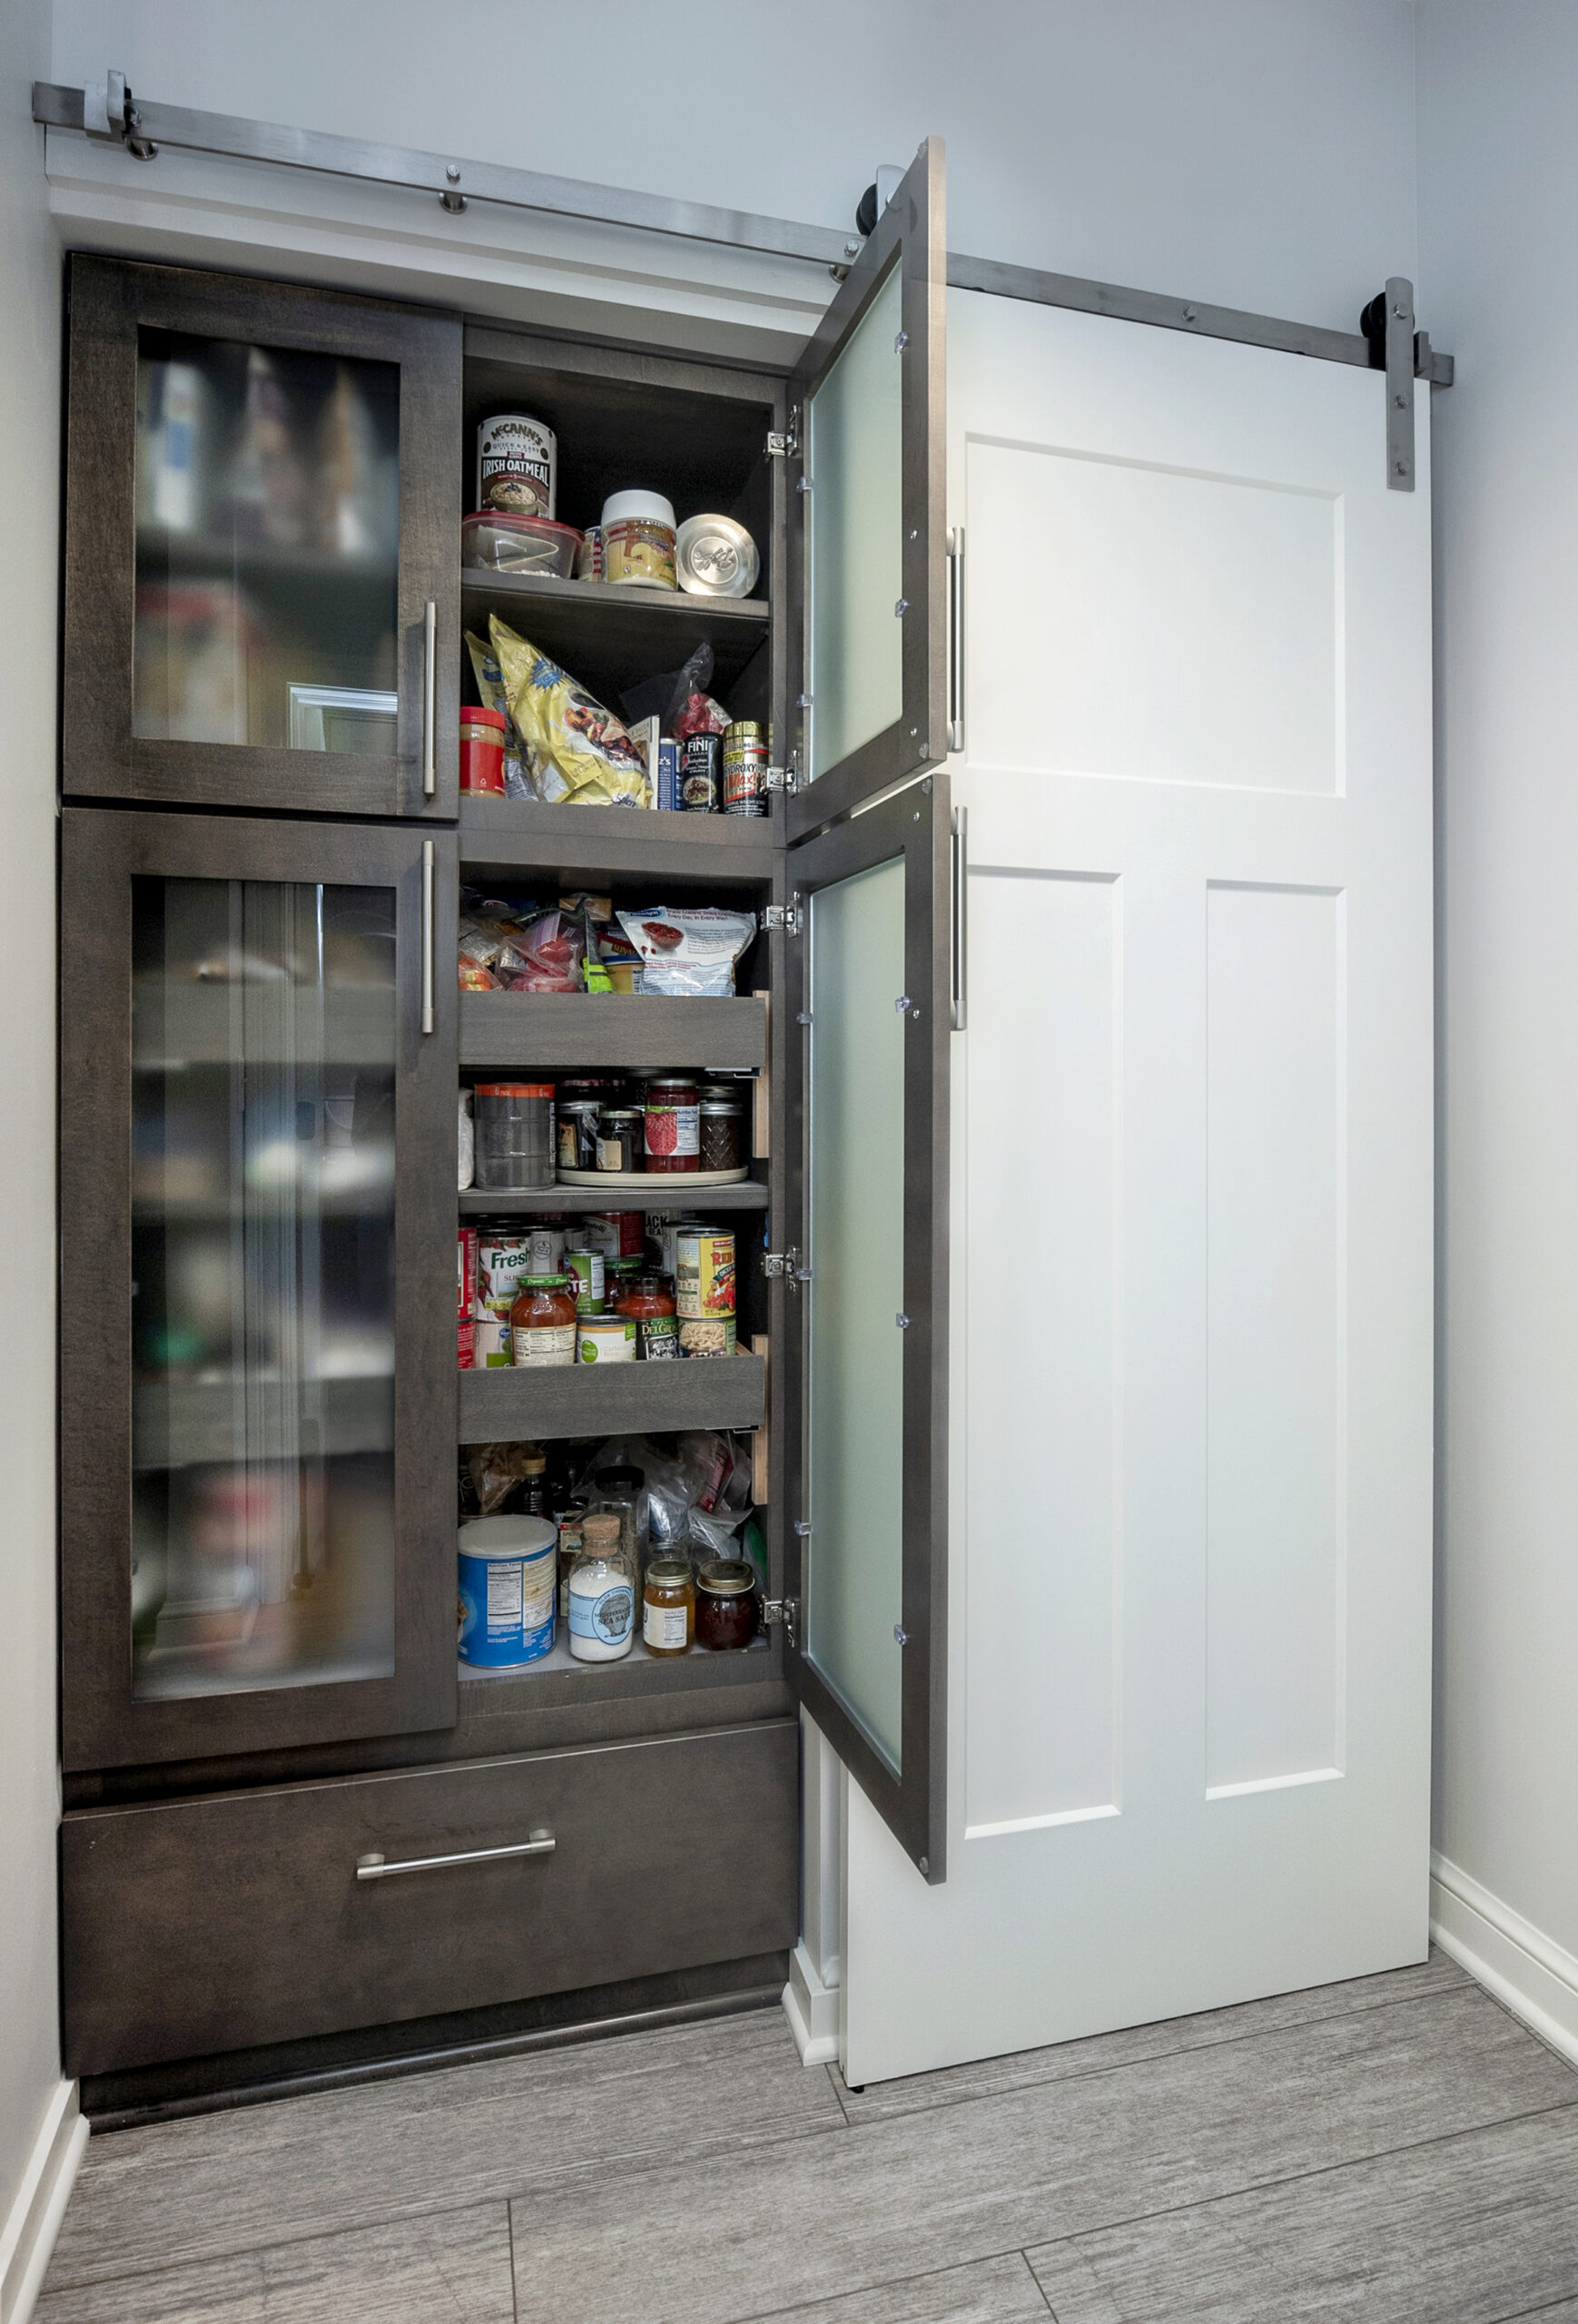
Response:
63,257,463,820
56,143,955,2107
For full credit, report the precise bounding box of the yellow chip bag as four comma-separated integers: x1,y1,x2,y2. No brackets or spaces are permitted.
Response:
488,616,652,808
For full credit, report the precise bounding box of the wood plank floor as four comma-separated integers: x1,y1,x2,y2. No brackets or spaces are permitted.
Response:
38,1951,1578,2324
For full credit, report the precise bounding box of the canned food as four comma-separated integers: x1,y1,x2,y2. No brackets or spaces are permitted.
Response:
459,705,507,796
478,1229,533,1365
564,1247,606,1315
581,1211,645,1260
679,732,721,812
676,1229,735,1320
676,514,760,599
476,412,557,519
527,1224,567,1276
680,1316,738,1357
457,1227,478,1370
578,1313,637,1364
458,1515,557,1669
723,722,768,817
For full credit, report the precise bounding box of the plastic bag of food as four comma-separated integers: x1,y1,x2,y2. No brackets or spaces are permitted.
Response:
497,907,584,992
615,903,755,997
671,690,732,741
467,1443,546,1517
489,616,652,808
464,631,534,800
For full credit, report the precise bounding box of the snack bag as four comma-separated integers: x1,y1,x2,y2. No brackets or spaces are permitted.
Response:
614,904,755,997
488,616,652,808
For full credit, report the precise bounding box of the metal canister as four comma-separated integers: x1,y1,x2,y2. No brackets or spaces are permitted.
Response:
723,722,768,816
476,412,557,519
679,732,721,812
676,514,760,598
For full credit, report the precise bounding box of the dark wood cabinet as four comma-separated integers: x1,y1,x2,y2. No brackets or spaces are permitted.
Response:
57,143,952,2110
64,257,462,820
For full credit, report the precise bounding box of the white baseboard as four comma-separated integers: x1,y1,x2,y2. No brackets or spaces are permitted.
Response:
782,1941,841,2068
0,2081,86,2324
1431,1850,1578,2071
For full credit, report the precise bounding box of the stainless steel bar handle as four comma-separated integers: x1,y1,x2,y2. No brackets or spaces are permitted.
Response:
357,1828,555,1881
420,838,435,1035
951,803,967,1032
947,527,965,753
421,598,437,796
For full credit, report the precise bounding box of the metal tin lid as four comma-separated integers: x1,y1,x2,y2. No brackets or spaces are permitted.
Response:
676,514,760,599
476,1083,555,1098
695,1558,756,1597
458,1514,557,1560
459,705,508,730
645,1558,693,1590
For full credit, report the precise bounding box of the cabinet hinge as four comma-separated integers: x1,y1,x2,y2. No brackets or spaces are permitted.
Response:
766,428,799,458
761,1597,799,1647
763,1247,811,1288
760,902,802,934
762,755,800,795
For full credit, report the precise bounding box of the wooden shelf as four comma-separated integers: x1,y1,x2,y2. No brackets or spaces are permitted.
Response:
459,1179,768,1216
459,794,778,886
461,568,769,696
459,990,767,1072
459,1353,764,1443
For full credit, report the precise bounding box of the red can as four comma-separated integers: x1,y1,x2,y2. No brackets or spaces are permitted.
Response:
460,704,507,795
457,1226,478,1368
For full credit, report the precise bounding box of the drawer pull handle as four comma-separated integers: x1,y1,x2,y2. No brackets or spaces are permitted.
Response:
356,1828,555,1881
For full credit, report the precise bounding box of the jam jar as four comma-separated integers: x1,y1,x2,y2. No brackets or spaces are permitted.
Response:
694,1557,760,1651
698,1083,746,1172
595,1106,643,1173
643,1076,699,1173
642,1557,695,1657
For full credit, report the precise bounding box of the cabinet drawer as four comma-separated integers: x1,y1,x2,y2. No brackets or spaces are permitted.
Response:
63,1720,797,2078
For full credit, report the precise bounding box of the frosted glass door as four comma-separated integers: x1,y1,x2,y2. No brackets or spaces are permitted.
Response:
787,138,948,840
786,781,952,1882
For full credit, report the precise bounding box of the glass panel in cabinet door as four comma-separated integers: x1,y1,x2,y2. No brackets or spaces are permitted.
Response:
129,874,397,1699
806,263,904,784
133,332,399,754
804,851,908,1770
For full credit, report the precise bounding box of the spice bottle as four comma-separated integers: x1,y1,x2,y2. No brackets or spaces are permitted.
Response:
643,1558,695,1657
568,1512,636,1662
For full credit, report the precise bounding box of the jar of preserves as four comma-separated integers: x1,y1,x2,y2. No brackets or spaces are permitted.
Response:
568,1512,635,1662
614,1272,678,1360
595,1107,643,1173
698,1085,746,1172
556,1098,601,1173
695,1558,760,1651
644,1076,699,1173
643,1558,695,1657
508,1274,577,1366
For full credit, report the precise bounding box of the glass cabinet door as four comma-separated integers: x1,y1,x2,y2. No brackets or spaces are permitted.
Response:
64,259,461,820
784,781,953,1882
62,811,457,1771
786,138,948,842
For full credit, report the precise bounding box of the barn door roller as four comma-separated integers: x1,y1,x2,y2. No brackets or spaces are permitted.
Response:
1361,277,1423,493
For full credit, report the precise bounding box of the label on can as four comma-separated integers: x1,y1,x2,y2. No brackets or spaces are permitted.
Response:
637,1311,680,1360
570,1581,634,1646
478,1234,531,1309
723,725,768,816
512,1323,576,1366
564,1248,606,1314
473,1314,511,1366
477,412,557,519
582,1212,645,1259
679,1316,738,1357
679,733,720,812
645,1600,689,1649
657,737,681,811
527,1226,566,1275
578,1315,637,1363
676,1230,736,1319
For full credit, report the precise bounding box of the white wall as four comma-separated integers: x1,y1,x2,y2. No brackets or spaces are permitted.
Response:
0,0,67,2289
1417,0,1578,2026
49,0,1420,330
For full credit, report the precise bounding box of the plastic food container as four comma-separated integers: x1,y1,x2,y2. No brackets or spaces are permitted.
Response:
460,704,507,795
473,1082,555,1191
458,1514,557,1669
601,490,677,590
461,511,582,579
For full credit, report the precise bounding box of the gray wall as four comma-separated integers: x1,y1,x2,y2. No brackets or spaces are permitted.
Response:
1417,1,1578,1959
0,0,63,2240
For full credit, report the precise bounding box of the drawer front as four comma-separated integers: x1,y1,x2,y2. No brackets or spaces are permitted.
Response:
63,1720,797,2077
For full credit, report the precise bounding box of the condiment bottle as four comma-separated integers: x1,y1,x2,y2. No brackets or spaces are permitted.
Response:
508,1273,577,1366
568,1512,635,1662
643,1558,695,1657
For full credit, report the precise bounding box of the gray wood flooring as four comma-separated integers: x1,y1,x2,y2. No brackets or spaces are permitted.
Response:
38,1950,1578,2323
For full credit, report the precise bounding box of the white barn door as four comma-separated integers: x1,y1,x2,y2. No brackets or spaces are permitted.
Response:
843,288,1434,2085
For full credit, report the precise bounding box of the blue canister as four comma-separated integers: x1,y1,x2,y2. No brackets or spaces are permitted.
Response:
458,1514,557,1669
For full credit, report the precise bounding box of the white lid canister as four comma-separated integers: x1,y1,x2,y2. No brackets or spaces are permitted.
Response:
458,1514,557,1561
601,488,676,529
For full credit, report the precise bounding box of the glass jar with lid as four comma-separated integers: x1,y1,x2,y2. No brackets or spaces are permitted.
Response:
590,1462,645,1578
698,1083,746,1172
643,1075,699,1174
594,1107,643,1174
695,1557,760,1651
567,1512,635,1662
642,1557,695,1657
508,1274,577,1366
